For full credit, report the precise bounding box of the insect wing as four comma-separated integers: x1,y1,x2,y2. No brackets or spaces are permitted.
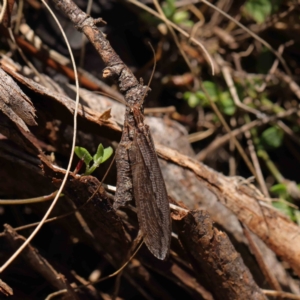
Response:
131,126,171,259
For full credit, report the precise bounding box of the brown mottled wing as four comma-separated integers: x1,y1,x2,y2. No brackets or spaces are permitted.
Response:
129,125,171,260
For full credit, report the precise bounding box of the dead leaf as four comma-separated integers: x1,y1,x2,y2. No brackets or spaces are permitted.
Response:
99,108,112,120
0,67,37,132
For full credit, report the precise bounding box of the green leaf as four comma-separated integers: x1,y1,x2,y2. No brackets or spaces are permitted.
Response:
195,91,209,106
92,145,113,169
272,200,294,220
203,81,219,101
173,11,189,24
270,183,287,195
162,0,176,18
186,92,200,108
75,147,93,167
75,144,113,176
102,147,113,163
180,20,194,27
294,210,300,226
86,146,113,175
260,126,284,149
93,144,104,165
261,98,284,114
183,91,192,100
244,0,272,23
219,92,236,115
184,82,236,110
244,0,282,23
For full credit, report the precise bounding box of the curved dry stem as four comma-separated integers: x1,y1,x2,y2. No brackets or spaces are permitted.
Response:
0,0,7,23
14,0,24,34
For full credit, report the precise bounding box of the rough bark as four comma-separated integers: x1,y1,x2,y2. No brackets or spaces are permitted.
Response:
177,210,267,300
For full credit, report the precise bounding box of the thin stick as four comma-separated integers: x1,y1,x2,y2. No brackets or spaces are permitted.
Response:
262,289,300,299
215,54,264,117
82,155,116,207
243,225,282,292
188,128,215,143
0,0,80,273
0,0,7,23
14,0,24,34
113,230,144,299
244,130,269,197
0,191,60,205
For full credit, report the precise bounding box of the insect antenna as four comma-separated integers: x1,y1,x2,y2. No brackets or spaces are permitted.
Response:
139,42,157,106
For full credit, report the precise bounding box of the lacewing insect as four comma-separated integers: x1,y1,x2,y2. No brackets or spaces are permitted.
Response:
113,97,171,260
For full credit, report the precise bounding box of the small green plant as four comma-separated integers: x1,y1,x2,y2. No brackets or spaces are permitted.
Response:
270,183,300,224
75,144,113,175
162,0,194,27
260,126,284,149
183,81,236,115
244,0,282,23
